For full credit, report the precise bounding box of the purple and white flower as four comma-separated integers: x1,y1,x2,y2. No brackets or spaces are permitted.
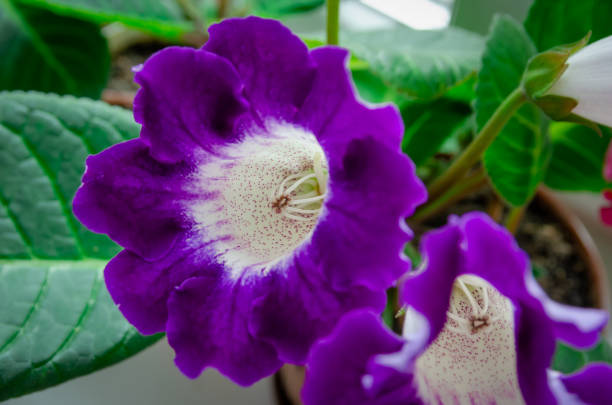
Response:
303,212,612,405
73,17,426,385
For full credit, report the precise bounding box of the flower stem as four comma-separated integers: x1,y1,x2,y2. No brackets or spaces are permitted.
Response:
326,0,340,45
411,168,488,224
427,87,527,201
505,205,525,234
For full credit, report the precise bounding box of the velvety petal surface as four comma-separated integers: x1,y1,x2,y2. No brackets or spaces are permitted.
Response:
297,47,404,153
292,47,426,291
166,273,282,386
205,17,316,121
104,237,210,334
555,364,612,404
313,135,425,292
248,251,385,365
73,139,191,260
302,310,415,405
133,46,249,163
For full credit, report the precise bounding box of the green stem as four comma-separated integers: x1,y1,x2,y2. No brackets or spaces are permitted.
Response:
505,205,525,234
427,87,527,200
326,0,340,45
411,168,488,224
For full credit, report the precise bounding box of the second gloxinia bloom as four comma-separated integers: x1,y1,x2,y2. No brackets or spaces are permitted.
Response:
72,17,426,385
304,213,612,405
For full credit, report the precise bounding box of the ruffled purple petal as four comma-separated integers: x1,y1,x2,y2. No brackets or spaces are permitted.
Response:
204,17,316,121
73,139,190,260
133,46,249,163
104,237,210,334
166,274,281,386
297,47,404,153
554,364,612,404
302,310,414,405
292,47,426,291
248,252,385,365
311,135,425,292
399,212,608,405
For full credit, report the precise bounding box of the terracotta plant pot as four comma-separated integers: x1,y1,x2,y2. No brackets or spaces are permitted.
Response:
273,187,611,405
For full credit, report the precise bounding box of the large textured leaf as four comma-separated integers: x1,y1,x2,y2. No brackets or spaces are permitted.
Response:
14,0,191,38
344,26,484,101
544,123,612,191
477,15,549,206
0,2,109,98
0,91,161,400
525,0,612,52
553,340,612,374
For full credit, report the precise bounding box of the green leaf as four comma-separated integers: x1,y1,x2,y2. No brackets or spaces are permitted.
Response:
545,122,612,192
402,99,472,167
0,91,161,400
477,15,549,206
525,0,612,52
13,0,191,38
0,2,109,98
343,26,485,101
253,0,324,16
0,261,162,401
553,339,612,374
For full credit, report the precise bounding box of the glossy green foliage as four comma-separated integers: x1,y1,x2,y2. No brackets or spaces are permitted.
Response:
14,0,191,38
0,2,109,98
477,15,549,206
253,0,324,16
344,26,484,101
525,0,612,52
553,339,612,374
0,92,161,400
545,123,612,192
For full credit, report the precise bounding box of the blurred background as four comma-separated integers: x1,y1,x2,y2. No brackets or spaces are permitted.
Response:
5,0,612,404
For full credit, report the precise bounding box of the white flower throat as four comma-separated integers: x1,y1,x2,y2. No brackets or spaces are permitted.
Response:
445,275,500,335
186,123,329,277
413,275,525,405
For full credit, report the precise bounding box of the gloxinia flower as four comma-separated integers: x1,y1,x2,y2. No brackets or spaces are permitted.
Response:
303,212,612,405
547,35,612,127
600,141,612,226
73,17,426,385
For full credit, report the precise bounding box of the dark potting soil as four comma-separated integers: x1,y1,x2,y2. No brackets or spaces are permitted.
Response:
412,189,594,308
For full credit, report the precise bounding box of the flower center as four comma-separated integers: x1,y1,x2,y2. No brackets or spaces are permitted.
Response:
413,275,525,405
445,275,499,335
185,122,329,277
271,151,328,221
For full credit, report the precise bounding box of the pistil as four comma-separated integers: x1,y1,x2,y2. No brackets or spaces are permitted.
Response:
272,152,328,221
445,276,498,335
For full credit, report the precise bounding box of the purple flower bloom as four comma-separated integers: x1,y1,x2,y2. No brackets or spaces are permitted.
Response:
73,17,426,385
303,212,612,405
